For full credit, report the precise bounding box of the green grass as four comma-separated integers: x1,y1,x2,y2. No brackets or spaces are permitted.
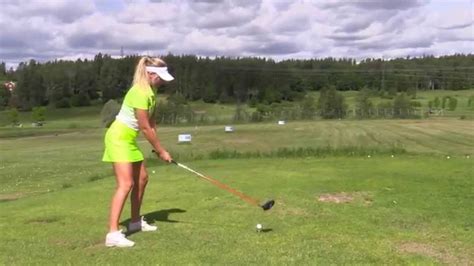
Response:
0,97,473,264
0,104,103,128
415,90,474,117
0,157,472,264
1,119,473,197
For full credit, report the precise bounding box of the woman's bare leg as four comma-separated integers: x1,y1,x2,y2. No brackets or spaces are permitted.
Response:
108,162,134,232
130,161,149,223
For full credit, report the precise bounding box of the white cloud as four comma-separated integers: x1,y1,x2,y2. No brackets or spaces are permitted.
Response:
184,0,259,29
271,2,312,34
117,2,178,24
0,0,472,67
1,0,95,23
427,1,474,45
174,29,243,56
319,0,427,10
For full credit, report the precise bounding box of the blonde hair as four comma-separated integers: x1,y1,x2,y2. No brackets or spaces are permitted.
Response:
133,56,167,89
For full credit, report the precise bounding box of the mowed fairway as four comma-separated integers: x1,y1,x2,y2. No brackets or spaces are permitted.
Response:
0,119,473,264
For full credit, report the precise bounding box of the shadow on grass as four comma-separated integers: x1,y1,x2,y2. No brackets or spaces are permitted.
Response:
120,208,186,236
143,208,187,223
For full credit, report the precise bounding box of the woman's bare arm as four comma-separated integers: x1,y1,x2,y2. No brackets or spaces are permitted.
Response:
136,109,171,161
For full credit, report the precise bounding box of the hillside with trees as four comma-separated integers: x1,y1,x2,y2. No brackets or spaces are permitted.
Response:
1,54,472,122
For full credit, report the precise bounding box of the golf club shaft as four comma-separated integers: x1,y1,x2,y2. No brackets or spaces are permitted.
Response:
152,150,271,210
173,161,260,207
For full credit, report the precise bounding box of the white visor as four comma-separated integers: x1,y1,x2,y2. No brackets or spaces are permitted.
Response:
146,66,174,81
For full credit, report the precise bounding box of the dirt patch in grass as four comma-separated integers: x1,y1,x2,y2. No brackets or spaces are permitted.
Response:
398,242,471,265
318,192,353,203
317,192,373,205
0,193,21,202
0,190,51,202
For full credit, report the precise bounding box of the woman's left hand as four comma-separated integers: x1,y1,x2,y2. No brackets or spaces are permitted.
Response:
158,150,172,162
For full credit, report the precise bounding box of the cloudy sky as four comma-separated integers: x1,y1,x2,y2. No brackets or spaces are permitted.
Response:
0,0,472,68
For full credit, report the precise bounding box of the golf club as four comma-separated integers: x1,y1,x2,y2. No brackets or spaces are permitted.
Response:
152,151,274,211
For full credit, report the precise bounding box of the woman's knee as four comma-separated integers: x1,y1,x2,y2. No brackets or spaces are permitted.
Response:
140,173,149,185
117,180,134,192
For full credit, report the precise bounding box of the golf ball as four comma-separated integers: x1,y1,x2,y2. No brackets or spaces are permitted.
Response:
256,224,263,231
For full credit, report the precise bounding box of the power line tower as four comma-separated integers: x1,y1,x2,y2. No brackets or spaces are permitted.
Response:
380,56,385,91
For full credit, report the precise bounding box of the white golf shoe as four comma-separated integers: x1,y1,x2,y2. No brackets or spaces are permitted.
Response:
105,230,135,247
128,216,157,232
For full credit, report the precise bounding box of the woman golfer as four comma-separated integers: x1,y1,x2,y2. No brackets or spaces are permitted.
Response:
102,56,174,247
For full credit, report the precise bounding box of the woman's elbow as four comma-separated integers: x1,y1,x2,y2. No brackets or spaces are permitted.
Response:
139,124,152,132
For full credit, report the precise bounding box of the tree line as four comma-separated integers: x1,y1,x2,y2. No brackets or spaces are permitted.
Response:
169,89,437,124
0,53,472,112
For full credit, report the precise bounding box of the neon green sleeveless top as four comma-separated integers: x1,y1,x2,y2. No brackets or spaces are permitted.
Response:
115,85,156,130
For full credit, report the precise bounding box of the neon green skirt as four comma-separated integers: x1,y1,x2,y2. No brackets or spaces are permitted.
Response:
102,120,144,162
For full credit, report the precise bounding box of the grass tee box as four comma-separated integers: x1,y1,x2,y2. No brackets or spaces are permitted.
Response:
0,157,473,264
0,104,473,264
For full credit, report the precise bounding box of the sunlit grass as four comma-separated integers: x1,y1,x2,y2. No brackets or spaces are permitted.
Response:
0,157,472,264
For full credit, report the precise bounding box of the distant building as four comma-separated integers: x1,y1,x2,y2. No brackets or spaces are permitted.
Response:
4,81,15,92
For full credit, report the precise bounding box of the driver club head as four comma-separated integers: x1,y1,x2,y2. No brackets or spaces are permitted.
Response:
261,200,275,211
